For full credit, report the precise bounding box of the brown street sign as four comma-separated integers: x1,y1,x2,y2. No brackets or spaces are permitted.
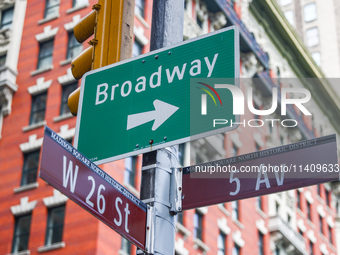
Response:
39,126,147,250
182,135,338,210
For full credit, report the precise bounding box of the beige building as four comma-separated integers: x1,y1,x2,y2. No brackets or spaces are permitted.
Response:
277,0,340,78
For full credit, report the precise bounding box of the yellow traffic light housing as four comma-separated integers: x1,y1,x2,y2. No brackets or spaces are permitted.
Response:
68,0,133,116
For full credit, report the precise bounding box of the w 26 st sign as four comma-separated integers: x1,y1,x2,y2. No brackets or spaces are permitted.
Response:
40,127,147,250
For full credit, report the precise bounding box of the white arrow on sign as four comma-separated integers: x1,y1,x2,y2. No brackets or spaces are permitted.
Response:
127,100,179,131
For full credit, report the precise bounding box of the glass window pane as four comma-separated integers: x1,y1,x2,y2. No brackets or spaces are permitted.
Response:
30,92,47,125
284,11,294,26
304,3,317,22
73,0,87,7
46,205,65,245
0,54,6,67
135,0,145,17
21,150,40,186
133,41,143,57
44,0,59,18
311,52,321,66
60,82,78,115
306,27,319,47
38,40,54,69
279,0,291,6
67,32,82,59
1,7,14,30
12,214,32,253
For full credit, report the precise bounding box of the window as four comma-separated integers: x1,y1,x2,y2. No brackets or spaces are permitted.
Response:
256,143,261,152
72,0,87,7
29,92,47,125
297,190,301,209
231,201,239,221
232,243,240,255
133,41,143,57
325,189,331,207
12,214,32,253
196,16,203,29
231,143,239,157
312,52,321,66
45,205,65,245
275,201,280,214
60,82,78,115
319,215,323,234
284,11,294,26
21,150,40,186
257,196,263,211
193,210,203,240
306,27,319,47
217,231,226,255
121,237,131,254
44,0,59,19
178,143,185,166
177,212,184,225
307,202,311,220
66,31,82,60
124,156,137,187
274,247,280,255
309,240,314,255
37,39,54,70
0,6,14,30
0,54,6,67
258,232,264,255
279,0,291,6
304,3,317,22
328,225,333,244
317,184,321,196
135,0,145,18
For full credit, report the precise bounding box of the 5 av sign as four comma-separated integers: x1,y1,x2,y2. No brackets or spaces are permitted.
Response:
40,127,147,250
75,26,240,164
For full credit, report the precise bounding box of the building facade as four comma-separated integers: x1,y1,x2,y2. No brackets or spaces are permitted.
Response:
0,0,340,255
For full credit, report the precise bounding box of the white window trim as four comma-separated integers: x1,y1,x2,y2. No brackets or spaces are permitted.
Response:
307,230,316,243
38,242,65,253
319,243,329,255
66,1,89,14
297,219,307,232
58,124,75,141
58,68,77,86
64,15,81,31
232,230,245,247
134,25,149,46
254,132,264,147
327,216,334,228
317,205,326,218
304,190,314,204
19,134,43,153
43,189,68,208
11,197,37,216
196,206,208,214
27,77,52,96
217,218,231,235
256,219,268,235
35,25,59,42
175,238,189,255
230,133,242,148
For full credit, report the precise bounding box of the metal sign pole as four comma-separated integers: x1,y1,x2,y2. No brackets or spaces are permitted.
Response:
137,1,184,254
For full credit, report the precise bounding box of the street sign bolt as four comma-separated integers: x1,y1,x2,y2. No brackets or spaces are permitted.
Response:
178,207,181,211
155,55,159,59
136,144,139,148
178,187,182,191
168,51,172,55
164,136,167,140
142,59,145,63
149,140,154,145
179,168,182,172
147,226,150,230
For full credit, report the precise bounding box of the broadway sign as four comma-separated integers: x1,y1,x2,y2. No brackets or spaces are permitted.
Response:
40,126,147,250
182,135,338,210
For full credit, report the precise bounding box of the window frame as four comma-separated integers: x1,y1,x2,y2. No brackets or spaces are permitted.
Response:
37,39,54,70
11,214,32,253
0,6,14,30
217,231,226,255
304,3,317,23
193,210,204,241
60,82,78,115
44,0,60,19
135,0,145,18
21,149,40,186
29,91,47,125
45,205,66,246
66,31,82,60
306,27,319,47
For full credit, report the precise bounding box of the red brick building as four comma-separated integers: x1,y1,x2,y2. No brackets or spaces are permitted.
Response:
0,0,339,255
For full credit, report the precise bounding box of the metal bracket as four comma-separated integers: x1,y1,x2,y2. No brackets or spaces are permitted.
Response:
144,205,155,254
170,167,183,213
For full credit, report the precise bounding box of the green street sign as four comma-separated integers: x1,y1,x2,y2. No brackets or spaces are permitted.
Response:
75,26,240,164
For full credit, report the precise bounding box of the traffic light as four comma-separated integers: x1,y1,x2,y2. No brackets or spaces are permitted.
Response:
68,0,131,116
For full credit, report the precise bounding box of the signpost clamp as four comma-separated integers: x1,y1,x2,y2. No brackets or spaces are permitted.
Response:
170,167,183,213
142,205,155,254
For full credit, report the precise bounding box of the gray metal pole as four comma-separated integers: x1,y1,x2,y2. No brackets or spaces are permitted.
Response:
138,1,184,254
